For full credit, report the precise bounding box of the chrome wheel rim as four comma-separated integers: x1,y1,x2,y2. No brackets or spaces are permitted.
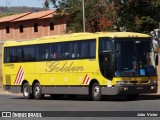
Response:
24,86,29,97
93,86,100,98
34,86,40,97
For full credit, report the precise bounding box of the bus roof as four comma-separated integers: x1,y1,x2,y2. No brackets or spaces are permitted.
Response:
3,32,151,47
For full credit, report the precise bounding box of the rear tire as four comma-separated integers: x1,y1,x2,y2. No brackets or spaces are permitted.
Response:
33,83,43,99
91,83,101,101
22,83,32,99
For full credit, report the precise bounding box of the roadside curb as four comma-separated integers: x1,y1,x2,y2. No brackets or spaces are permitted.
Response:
0,90,22,96
0,90,10,95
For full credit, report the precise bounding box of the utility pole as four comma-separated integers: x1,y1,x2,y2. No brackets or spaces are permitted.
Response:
82,0,86,32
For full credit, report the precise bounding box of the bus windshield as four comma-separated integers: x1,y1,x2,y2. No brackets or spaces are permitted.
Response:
115,38,156,77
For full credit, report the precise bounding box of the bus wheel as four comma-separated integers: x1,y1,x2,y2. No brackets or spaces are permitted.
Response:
22,83,32,99
33,83,43,99
91,83,101,101
126,94,138,100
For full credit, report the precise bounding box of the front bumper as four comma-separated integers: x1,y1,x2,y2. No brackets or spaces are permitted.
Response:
101,83,158,95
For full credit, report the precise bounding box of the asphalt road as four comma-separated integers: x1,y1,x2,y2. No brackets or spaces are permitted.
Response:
0,93,160,111
1,93,160,120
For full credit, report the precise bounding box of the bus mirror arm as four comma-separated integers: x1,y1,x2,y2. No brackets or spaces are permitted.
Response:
155,55,158,66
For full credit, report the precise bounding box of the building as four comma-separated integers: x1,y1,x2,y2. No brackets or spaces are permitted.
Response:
0,10,66,41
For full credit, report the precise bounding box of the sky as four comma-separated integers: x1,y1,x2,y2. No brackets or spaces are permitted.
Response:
0,0,45,8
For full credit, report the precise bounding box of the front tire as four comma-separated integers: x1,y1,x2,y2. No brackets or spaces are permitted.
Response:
91,83,101,101
22,83,32,99
33,83,43,99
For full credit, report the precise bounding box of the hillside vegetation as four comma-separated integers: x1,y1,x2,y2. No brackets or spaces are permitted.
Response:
0,6,47,18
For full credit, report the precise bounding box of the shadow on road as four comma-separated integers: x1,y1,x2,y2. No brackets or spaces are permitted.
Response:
10,94,160,102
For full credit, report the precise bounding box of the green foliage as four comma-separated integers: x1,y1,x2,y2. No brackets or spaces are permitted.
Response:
0,13,13,18
116,0,160,33
44,0,50,8
45,0,115,33
0,6,47,18
45,0,160,33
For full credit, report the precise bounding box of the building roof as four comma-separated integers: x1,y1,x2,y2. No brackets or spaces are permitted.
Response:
13,10,55,22
0,10,56,23
0,12,31,23
40,13,55,19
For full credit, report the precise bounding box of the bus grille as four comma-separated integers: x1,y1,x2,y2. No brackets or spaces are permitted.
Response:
130,81,138,84
130,80,149,84
141,80,149,83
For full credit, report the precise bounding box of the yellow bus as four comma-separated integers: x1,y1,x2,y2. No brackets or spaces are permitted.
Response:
2,32,158,101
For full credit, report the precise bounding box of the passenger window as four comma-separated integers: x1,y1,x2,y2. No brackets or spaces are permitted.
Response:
4,39,96,63
70,43,79,58
23,46,36,61
36,44,51,60
89,41,96,57
79,40,96,58
80,42,89,58
51,44,59,59
4,48,10,63
10,47,22,62
61,42,70,59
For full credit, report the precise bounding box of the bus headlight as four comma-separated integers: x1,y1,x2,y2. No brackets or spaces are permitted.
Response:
116,80,129,85
150,80,157,84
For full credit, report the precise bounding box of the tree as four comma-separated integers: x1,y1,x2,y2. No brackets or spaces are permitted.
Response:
44,0,115,33
115,0,160,33
44,0,160,34
44,0,49,8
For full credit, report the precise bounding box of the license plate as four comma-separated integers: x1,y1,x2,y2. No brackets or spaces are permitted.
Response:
137,87,143,90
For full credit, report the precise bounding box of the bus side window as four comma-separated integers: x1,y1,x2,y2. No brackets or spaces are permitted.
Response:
23,46,36,61
70,42,79,58
4,48,10,63
52,52,59,59
89,41,96,58
80,42,88,58
72,53,75,58
43,49,49,59
10,47,22,62
79,40,96,58
36,44,51,60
